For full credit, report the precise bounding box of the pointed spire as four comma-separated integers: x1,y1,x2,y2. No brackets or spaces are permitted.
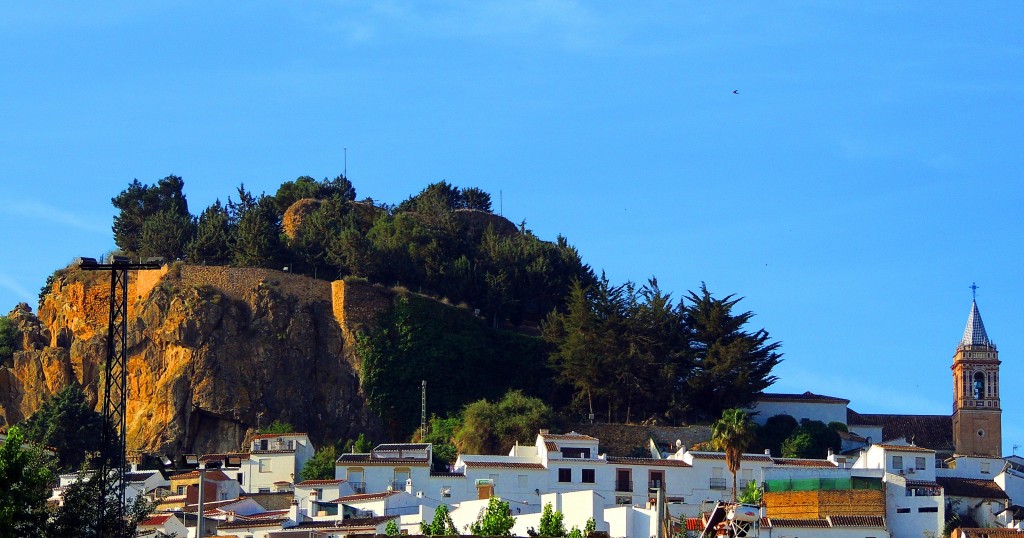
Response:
960,299,993,348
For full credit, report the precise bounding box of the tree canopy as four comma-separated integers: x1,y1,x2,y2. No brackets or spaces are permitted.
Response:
20,385,106,471
0,426,54,538
453,390,554,455
0,314,19,365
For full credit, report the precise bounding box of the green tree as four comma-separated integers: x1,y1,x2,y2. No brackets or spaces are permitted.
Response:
139,208,196,260
111,175,190,256
186,200,233,264
682,284,782,421
470,497,516,536
0,314,19,365
47,470,151,538
0,426,55,538
20,385,105,471
231,187,285,268
755,414,798,457
299,445,337,481
453,390,553,455
385,518,400,536
421,503,458,536
538,503,566,537
461,187,492,212
779,419,841,459
423,415,461,470
711,408,756,502
259,420,294,434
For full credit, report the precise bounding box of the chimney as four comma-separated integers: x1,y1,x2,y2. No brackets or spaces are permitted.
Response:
289,500,299,522
226,510,236,523
765,449,771,456
405,478,413,494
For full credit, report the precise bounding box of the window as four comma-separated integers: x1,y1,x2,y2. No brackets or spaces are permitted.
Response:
918,507,938,513
260,439,268,450
287,440,294,450
558,468,572,483
176,485,185,495
892,456,903,470
258,487,270,493
915,457,926,470
896,508,910,514
560,447,591,459
615,495,631,505
259,458,271,472
981,462,991,474
237,472,244,485
582,469,595,484
518,475,528,488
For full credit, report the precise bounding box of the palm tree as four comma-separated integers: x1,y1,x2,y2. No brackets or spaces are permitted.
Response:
711,408,756,502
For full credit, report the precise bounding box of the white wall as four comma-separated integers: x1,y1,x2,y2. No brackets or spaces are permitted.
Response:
749,401,848,426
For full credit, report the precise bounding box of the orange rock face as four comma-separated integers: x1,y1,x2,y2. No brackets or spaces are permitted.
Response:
1,264,380,455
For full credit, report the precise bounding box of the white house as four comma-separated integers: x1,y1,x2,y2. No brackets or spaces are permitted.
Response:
852,443,944,538
748,392,851,427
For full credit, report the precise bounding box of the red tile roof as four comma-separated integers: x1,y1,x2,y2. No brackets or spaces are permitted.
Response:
854,413,953,452
171,469,232,481
771,458,837,468
251,432,308,440
541,432,599,441
875,443,935,453
216,517,287,530
762,518,830,528
295,479,346,486
462,461,545,469
685,518,703,531
690,452,773,462
827,515,886,527
759,391,850,404
200,452,250,461
605,457,691,467
140,514,174,526
544,441,559,451
936,477,1008,499
292,515,398,529
332,490,400,503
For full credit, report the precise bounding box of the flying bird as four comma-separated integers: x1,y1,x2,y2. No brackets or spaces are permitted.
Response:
732,90,739,94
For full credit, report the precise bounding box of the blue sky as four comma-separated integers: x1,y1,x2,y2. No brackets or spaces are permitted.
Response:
1,2,1022,453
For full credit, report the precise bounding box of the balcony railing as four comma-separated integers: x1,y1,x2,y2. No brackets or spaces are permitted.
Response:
615,480,633,492
389,480,407,491
709,478,727,490
350,481,366,494
648,480,664,490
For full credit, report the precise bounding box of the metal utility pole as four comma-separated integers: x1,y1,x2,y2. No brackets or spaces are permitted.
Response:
79,256,161,538
420,380,427,440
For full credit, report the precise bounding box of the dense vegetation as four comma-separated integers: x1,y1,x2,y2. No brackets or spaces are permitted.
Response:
110,175,593,327
0,314,19,365
106,174,784,440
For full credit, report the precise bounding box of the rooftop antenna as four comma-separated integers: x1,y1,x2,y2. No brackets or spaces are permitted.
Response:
970,282,979,300
421,380,427,440
500,190,503,216
344,147,348,178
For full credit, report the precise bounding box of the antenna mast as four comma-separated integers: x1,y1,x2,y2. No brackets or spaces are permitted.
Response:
421,380,428,439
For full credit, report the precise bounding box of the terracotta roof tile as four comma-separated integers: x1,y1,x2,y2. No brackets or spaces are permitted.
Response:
827,515,886,527
216,517,287,530
374,443,430,451
690,452,773,462
171,469,232,481
936,477,1008,499
771,458,837,468
764,518,830,528
295,479,346,486
875,443,935,453
759,392,850,404
140,514,173,526
292,515,398,529
251,433,308,440
605,457,691,467
332,491,400,503
545,441,559,451
855,414,953,451
462,461,545,469
541,432,599,441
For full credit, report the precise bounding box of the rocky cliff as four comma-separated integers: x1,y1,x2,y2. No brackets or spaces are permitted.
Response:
0,263,385,455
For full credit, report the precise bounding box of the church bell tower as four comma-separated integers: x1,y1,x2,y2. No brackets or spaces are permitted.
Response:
951,292,1002,457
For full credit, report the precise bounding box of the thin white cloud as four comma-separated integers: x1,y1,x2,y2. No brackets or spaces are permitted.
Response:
0,201,108,234
0,273,35,306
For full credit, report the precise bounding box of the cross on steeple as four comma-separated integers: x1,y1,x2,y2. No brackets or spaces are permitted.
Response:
970,282,979,300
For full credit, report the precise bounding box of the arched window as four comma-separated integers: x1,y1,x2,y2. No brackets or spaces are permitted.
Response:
973,372,985,400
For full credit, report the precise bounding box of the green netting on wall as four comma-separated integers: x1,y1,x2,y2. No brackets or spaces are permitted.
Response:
764,476,882,492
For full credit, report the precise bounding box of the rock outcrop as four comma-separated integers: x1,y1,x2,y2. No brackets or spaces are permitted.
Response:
0,263,381,455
